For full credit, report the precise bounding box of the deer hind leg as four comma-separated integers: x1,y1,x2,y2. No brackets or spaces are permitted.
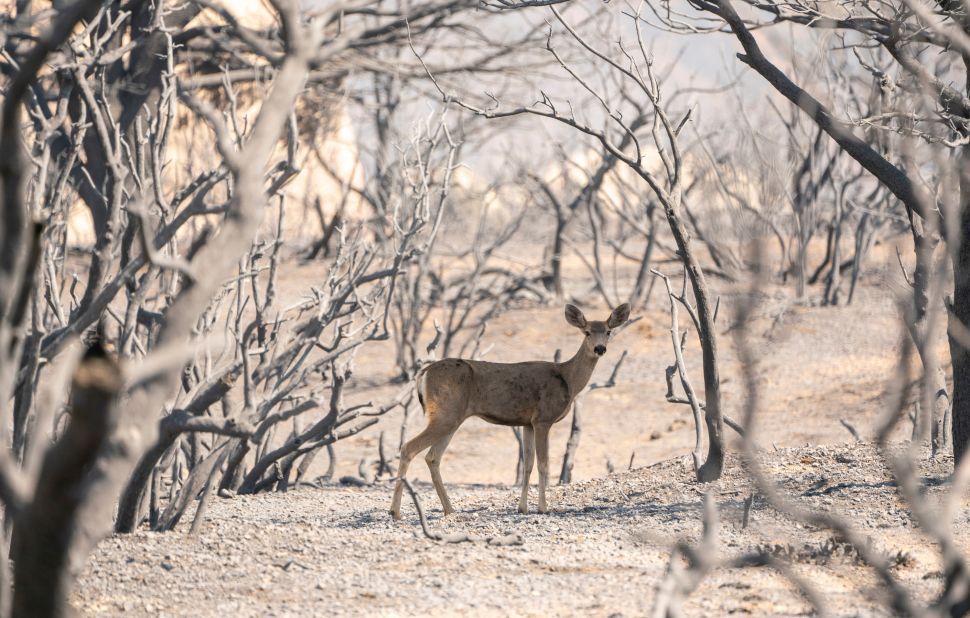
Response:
390,425,445,521
534,423,552,513
425,430,458,515
517,425,535,514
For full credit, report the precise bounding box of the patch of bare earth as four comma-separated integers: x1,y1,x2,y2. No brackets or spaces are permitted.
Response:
74,241,949,616
322,253,915,488
74,443,963,616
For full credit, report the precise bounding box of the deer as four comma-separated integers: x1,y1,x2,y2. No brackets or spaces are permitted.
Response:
389,302,631,519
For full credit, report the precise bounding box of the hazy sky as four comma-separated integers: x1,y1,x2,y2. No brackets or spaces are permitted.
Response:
347,0,838,187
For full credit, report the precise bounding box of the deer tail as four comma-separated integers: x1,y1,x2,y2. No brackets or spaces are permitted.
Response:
414,364,430,412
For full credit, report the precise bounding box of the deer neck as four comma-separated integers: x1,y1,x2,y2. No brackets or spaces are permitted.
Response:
559,344,600,399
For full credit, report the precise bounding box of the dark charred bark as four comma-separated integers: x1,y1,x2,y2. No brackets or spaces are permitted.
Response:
115,367,241,533
12,344,122,618
951,152,970,463
663,193,724,482
629,205,658,308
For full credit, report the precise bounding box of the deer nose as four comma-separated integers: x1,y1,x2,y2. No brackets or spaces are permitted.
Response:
594,345,606,356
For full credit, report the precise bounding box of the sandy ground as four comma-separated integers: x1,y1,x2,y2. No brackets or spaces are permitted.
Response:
73,444,963,616
71,233,960,616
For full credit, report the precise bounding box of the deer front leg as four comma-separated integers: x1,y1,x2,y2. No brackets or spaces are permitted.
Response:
390,426,442,520
518,425,535,514
534,423,552,513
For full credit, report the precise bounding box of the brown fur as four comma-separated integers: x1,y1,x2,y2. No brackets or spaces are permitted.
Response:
390,303,631,518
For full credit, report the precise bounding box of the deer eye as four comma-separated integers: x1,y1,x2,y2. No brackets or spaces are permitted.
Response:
607,330,612,336
584,331,590,337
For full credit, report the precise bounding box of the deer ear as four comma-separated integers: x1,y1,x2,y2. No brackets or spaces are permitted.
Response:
607,303,631,328
564,304,587,329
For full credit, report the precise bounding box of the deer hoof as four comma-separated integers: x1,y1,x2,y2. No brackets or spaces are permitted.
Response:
390,509,402,521
517,504,528,514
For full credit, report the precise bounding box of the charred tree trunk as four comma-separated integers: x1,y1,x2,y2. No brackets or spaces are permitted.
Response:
116,368,240,533
664,191,724,482
808,223,835,285
901,189,950,453
307,196,345,260
846,213,870,305
951,153,970,463
558,402,581,484
12,345,122,618
549,199,567,300
822,192,844,306
512,427,526,486
115,433,175,533
628,205,658,308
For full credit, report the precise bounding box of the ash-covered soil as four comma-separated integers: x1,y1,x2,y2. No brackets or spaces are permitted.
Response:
74,443,966,617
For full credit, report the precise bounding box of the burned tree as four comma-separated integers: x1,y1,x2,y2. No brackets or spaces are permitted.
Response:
417,4,727,481
653,0,970,463
0,0,534,612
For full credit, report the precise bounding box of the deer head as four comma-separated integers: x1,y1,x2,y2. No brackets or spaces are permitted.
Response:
564,303,631,357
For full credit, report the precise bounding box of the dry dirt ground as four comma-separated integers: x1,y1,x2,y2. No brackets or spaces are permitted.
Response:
74,444,964,616
72,237,961,615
